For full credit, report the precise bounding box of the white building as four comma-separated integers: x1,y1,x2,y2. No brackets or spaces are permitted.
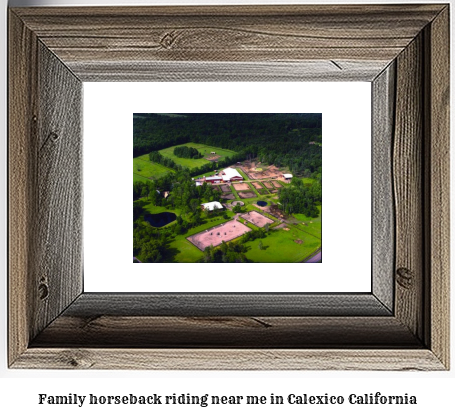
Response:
283,173,293,180
201,201,223,211
221,167,243,182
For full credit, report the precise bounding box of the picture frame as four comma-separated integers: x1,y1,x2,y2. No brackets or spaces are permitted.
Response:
8,4,449,370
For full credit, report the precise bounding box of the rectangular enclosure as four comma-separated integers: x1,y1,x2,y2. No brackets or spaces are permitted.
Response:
187,220,252,251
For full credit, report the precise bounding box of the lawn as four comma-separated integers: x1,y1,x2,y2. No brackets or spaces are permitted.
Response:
133,173,151,183
243,224,321,263
301,177,316,185
158,142,237,169
133,157,174,181
236,169,248,180
290,205,322,239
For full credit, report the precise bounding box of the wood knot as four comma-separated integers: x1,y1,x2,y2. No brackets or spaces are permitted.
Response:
59,350,94,369
160,31,180,49
32,115,37,123
38,282,49,300
48,132,59,142
396,267,414,289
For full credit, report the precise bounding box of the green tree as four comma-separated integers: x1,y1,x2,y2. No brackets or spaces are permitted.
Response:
141,240,164,263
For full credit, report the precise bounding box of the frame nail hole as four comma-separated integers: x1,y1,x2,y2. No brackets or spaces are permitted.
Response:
38,283,49,300
396,267,414,289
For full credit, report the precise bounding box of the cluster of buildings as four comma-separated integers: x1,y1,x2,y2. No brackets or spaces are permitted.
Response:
194,166,293,186
195,167,243,185
196,166,293,211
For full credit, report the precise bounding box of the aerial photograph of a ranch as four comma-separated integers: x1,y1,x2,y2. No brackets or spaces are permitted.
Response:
133,113,322,263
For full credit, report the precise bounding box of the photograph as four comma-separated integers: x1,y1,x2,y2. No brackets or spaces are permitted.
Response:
133,113,322,264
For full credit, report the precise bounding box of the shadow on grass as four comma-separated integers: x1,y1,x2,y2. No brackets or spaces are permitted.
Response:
164,247,182,263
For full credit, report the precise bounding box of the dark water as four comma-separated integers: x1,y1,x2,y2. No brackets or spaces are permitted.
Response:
145,212,177,227
257,201,268,207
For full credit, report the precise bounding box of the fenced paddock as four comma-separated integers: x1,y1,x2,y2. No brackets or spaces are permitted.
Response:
187,220,251,251
221,193,235,200
233,182,250,191
238,192,256,199
240,211,274,228
220,184,231,192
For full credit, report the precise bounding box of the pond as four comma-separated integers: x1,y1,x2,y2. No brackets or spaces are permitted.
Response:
257,201,268,207
145,212,177,227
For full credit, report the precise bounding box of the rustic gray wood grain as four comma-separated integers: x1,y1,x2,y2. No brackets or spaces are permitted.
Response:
8,10,38,366
55,293,392,317
12,4,445,68
393,34,424,340
425,7,450,369
32,42,83,339
72,60,389,83
32,316,420,348
13,349,446,371
372,63,395,312
8,4,450,370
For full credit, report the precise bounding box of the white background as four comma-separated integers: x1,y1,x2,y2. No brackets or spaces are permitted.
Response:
1,0,454,414
84,82,371,292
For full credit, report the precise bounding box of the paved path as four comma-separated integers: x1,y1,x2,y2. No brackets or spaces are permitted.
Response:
304,250,322,263
133,257,142,263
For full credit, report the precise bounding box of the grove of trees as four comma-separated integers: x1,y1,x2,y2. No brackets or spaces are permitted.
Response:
198,241,249,263
173,145,203,159
134,113,322,176
278,174,322,217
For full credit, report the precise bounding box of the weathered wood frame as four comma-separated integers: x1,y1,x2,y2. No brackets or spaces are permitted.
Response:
8,5,449,370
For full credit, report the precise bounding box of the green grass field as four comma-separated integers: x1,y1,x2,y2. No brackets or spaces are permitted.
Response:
301,177,316,185
133,173,151,183
158,142,237,169
133,157,175,182
243,224,321,263
290,205,322,239
237,169,248,180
